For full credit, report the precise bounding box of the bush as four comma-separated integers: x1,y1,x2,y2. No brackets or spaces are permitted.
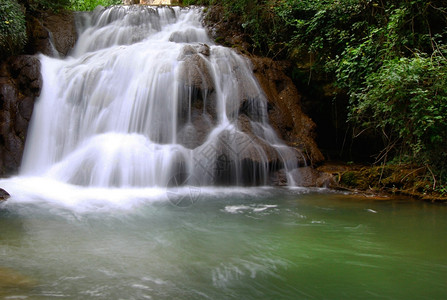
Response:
19,0,72,12
19,0,121,12
351,51,447,170
69,0,122,11
0,0,27,61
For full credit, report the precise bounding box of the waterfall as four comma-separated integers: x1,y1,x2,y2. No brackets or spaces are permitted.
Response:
21,5,303,188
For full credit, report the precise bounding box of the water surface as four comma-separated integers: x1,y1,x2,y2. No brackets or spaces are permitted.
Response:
1,186,445,299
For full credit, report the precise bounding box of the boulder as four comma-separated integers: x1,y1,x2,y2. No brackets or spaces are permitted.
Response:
177,108,214,149
0,188,9,201
177,45,217,123
177,45,214,91
191,114,305,185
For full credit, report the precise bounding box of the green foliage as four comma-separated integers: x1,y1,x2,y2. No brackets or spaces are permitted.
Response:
265,0,447,182
0,0,119,60
21,0,122,12
351,51,447,167
182,0,211,5
69,0,121,11
19,0,72,12
197,0,447,185
183,1,286,53
0,0,27,60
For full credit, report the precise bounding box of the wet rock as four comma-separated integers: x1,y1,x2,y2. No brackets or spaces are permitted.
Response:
9,56,42,97
193,114,305,185
177,45,217,122
18,96,35,121
271,167,335,187
43,12,77,56
26,12,77,57
0,56,41,176
0,188,9,201
197,43,210,56
250,57,324,165
177,47,214,91
169,29,202,44
26,16,53,57
177,108,214,149
203,5,251,53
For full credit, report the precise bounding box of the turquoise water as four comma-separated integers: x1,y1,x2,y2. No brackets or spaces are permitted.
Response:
0,188,446,299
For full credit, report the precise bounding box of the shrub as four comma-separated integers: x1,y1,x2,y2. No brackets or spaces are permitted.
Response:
69,0,122,11
350,51,447,170
0,0,27,61
19,0,72,12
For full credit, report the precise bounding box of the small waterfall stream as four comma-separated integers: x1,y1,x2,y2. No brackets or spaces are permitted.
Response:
21,5,302,188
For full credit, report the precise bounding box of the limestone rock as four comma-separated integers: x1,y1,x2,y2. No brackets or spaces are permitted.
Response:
177,108,214,149
177,46,214,91
177,45,217,123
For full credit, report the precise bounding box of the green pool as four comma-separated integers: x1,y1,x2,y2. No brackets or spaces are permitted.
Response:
0,186,446,299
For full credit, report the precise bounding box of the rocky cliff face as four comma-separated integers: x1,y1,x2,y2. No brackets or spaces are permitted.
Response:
203,5,324,166
0,56,41,175
251,57,324,165
0,11,77,176
25,11,77,57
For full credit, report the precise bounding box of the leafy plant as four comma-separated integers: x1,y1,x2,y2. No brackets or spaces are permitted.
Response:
351,51,447,167
197,0,447,187
19,0,72,12
0,0,27,61
69,0,122,11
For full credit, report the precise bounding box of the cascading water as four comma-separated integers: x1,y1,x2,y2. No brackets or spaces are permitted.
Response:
21,5,303,189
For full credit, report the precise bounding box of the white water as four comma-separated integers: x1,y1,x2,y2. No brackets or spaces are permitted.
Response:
3,6,303,207
21,5,301,188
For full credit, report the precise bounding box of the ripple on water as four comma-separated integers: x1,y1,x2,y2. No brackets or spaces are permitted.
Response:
223,204,278,215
